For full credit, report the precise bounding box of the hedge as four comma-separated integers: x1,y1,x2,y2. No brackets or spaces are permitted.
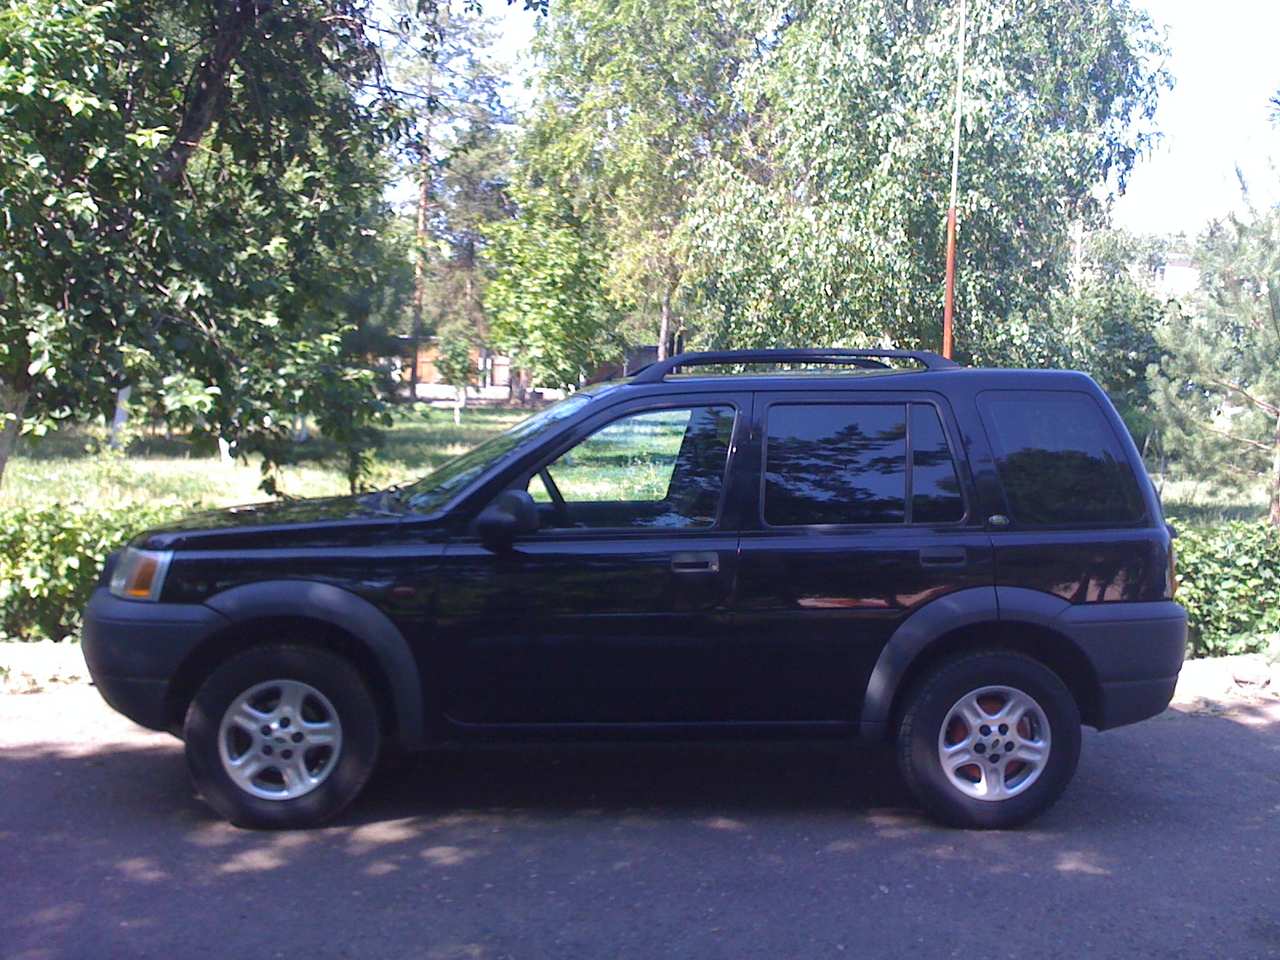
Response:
1171,519,1280,658
1,502,1277,658
0,502,185,641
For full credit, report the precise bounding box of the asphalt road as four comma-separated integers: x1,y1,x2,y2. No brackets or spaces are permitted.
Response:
2,685,1278,960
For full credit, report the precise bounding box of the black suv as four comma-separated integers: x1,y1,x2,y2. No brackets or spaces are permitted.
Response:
82,349,1186,829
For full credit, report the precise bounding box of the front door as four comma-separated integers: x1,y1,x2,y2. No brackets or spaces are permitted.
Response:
438,393,750,725
731,392,994,722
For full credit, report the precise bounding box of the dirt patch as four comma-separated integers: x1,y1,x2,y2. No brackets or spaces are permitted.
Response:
1170,652,1280,718
0,641,88,695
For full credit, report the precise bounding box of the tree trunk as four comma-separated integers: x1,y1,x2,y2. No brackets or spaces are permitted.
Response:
108,385,132,450
156,1,259,186
410,166,429,402
511,368,529,406
0,379,30,487
1270,410,1280,528
657,288,673,361
409,4,444,405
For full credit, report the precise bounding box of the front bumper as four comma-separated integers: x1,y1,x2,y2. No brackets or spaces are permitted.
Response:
1056,600,1188,730
81,587,230,731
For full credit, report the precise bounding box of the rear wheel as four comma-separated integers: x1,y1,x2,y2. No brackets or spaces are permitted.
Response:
184,645,381,829
896,651,1081,829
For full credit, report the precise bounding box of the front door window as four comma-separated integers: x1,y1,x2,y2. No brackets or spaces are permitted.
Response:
528,405,736,530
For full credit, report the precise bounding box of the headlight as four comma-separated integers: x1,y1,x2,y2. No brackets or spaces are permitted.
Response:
108,547,173,601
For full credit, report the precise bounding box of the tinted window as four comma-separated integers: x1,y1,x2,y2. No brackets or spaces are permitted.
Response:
765,404,907,525
534,405,735,529
911,405,965,523
979,391,1144,526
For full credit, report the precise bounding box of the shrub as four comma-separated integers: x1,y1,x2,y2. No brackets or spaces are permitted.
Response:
1172,519,1280,657
0,502,186,642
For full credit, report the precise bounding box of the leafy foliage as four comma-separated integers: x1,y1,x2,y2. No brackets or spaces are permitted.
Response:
1052,231,1170,440
682,0,1169,362
0,0,424,491
486,185,620,388
0,500,185,640
383,2,514,384
521,0,765,356
1172,520,1280,657
434,319,476,396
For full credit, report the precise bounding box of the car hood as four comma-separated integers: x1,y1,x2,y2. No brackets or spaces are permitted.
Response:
135,494,436,551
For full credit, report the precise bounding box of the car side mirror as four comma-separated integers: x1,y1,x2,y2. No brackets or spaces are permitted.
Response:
475,490,539,550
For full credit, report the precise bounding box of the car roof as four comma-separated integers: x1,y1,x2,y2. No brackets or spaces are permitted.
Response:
588,364,1099,398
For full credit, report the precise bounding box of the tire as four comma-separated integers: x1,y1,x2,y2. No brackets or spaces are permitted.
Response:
896,650,1081,830
183,645,381,829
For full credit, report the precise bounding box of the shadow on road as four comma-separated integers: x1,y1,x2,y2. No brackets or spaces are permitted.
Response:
2,700,1277,831
359,739,911,823
3,701,1279,960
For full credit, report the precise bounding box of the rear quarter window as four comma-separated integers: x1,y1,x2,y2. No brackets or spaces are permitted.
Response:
977,390,1145,526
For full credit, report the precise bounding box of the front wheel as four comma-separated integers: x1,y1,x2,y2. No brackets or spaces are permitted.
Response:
184,645,381,829
896,651,1081,829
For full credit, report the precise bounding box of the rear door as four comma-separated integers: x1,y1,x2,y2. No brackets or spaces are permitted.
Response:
437,392,750,724
731,391,994,722
974,389,1167,603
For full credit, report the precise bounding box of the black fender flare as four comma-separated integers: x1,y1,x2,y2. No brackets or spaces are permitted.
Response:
994,585,1071,626
203,580,425,750
859,586,999,738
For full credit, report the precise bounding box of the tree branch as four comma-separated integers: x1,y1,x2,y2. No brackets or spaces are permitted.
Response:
1201,376,1280,417
156,1,264,186
1204,424,1273,452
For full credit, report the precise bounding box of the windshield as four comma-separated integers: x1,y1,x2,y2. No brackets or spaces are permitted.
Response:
403,393,595,514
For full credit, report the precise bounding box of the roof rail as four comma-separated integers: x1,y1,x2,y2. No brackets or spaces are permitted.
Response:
628,348,957,384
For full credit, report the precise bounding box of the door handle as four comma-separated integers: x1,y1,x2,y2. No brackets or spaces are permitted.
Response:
918,548,967,567
671,551,720,574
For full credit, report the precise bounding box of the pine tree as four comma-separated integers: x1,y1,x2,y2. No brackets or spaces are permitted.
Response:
1150,204,1280,525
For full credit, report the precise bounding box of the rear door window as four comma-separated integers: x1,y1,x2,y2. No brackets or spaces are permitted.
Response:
977,390,1144,526
762,401,967,527
763,403,908,525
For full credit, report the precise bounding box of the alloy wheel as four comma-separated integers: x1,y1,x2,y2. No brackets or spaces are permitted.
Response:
936,685,1052,802
217,679,344,801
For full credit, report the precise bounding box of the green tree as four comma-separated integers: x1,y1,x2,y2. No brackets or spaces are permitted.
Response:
0,0,433,490
522,0,765,358
385,2,514,401
1150,205,1280,525
0,1,170,479
683,0,1169,363
486,184,619,390
434,319,475,423
1054,230,1169,442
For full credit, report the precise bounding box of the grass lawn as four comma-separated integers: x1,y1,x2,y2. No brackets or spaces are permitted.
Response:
1156,477,1270,527
1,406,528,511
